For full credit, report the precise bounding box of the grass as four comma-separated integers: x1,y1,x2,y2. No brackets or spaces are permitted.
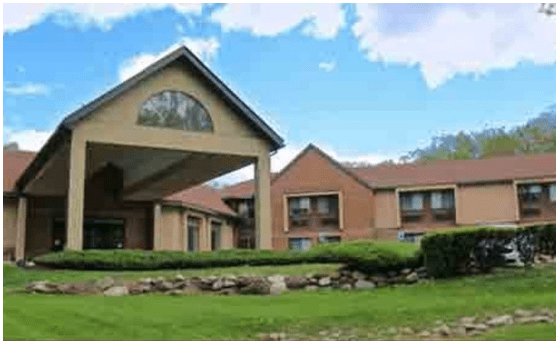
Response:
478,322,556,340
3,262,341,289
3,264,555,340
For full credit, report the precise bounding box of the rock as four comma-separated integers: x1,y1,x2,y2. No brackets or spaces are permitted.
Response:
369,275,387,286
433,324,451,336
103,286,128,297
453,326,466,336
224,274,237,281
239,279,270,295
141,284,153,293
486,315,513,326
212,279,223,291
236,277,252,288
222,279,236,288
285,276,308,289
96,277,115,291
318,330,328,336
126,282,145,295
202,276,218,284
417,330,430,337
405,272,418,283
25,261,36,267
220,288,238,296
318,276,331,287
387,327,397,334
59,283,87,295
140,277,153,285
514,309,533,318
28,281,57,294
516,316,552,324
538,308,554,317
156,281,174,292
400,268,412,275
459,316,476,324
154,276,165,284
268,275,285,284
167,289,184,296
354,279,375,290
464,323,488,332
387,271,398,278
401,327,414,335
340,283,352,290
268,276,287,296
352,271,367,280
182,286,202,296
175,274,185,282
305,285,319,291
467,330,483,337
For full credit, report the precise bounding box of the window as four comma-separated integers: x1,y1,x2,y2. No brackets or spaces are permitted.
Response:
299,197,311,214
137,91,213,132
520,184,543,202
550,184,556,202
238,202,248,215
397,231,424,243
83,218,124,249
211,221,221,251
289,238,312,251
431,191,455,210
317,197,330,215
289,197,310,218
400,193,423,211
187,217,200,252
319,235,341,244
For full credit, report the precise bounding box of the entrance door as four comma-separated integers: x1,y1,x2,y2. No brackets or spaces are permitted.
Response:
83,218,124,249
211,221,221,251
52,219,66,251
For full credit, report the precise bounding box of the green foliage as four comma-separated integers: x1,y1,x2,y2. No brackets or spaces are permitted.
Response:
33,240,420,272
421,224,556,278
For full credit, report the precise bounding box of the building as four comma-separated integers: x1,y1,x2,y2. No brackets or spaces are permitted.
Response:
222,144,555,249
3,46,284,260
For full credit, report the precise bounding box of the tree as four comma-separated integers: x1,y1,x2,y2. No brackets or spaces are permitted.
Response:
539,3,556,16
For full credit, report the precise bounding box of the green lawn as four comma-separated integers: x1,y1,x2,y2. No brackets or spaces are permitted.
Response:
478,322,556,340
4,264,555,340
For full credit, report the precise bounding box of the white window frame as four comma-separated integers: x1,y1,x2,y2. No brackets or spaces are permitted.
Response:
283,191,343,232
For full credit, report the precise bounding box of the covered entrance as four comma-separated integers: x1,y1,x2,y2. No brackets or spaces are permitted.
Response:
11,46,284,260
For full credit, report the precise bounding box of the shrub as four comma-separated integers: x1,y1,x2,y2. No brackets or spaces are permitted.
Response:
421,224,555,278
33,240,421,272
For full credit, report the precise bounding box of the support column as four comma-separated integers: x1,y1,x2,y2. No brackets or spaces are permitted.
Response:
254,153,272,249
199,217,210,251
66,134,86,250
15,196,27,261
153,203,162,250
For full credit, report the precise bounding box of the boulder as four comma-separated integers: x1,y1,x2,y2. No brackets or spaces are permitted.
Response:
405,272,418,283
239,279,270,295
370,275,387,287
175,274,185,282
354,279,375,290
103,286,128,297
340,283,352,290
400,268,412,275
434,324,451,336
212,279,223,291
318,276,331,287
202,276,217,285
126,282,144,295
270,282,287,296
417,330,430,337
166,289,184,296
32,281,59,294
463,323,488,332
59,283,86,295
224,274,237,281
486,315,513,327
220,288,238,296
459,316,476,324
222,279,236,288
453,326,466,336
96,277,115,291
155,280,174,292
285,276,308,289
401,327,414,335
516,316,552,324
514,309,533,318
352,271,367,280
140,278,153,285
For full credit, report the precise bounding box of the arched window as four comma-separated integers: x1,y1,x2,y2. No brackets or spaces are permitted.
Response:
137,91,213,132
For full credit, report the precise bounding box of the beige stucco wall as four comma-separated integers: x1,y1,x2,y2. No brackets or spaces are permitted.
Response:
3,198,17,250
374,189,398,229
161,207,184,251
457,182,517,225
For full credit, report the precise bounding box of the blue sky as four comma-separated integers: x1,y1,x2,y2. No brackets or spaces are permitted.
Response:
3,3,556,183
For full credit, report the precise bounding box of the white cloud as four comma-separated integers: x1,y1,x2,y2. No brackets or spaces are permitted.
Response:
4,82,49,96
3,3,203,33
352,4,556,89
5,129,53,151
16,65,26,73
118,37,220,81
318,61,336,72
210,4,346,39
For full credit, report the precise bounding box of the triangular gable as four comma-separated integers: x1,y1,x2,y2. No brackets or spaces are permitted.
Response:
271,144,374,191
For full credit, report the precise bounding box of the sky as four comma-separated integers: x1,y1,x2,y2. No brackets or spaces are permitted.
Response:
3,3,556,184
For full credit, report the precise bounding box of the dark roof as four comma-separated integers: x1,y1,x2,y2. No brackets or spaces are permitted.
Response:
3,150,36,193
165,184,236,216
221,173,279,199
15,45,284,193
351,153,556,189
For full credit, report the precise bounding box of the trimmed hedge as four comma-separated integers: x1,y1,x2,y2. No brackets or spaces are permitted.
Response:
421,224,555,278
33,240,421,272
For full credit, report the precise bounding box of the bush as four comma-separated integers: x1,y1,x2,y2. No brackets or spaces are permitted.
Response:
421,224,555,278
33,240,421,272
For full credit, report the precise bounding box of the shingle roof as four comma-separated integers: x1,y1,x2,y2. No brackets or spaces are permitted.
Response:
3,150,36,193
220,173,279,199
3,150,235,216
351,153,556,189
165,184,236,216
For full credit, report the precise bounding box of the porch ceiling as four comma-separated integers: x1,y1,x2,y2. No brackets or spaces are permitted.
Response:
24,142,254,201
